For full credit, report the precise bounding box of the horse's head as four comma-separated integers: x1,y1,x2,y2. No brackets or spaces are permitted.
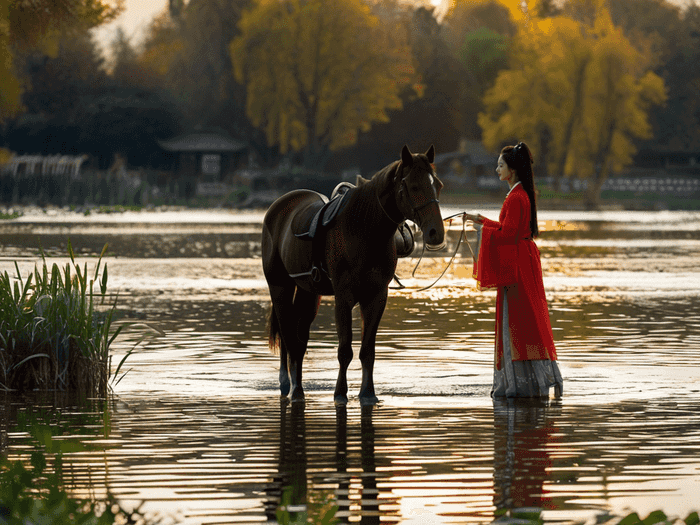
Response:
394,145,446,250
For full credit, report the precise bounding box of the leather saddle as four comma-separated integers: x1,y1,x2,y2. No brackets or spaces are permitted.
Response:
293,182,355,240
289,181,415,285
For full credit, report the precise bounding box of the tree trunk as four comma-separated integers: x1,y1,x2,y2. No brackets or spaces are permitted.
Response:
553,56,590,192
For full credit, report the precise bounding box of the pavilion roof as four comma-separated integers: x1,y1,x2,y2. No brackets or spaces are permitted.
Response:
159,131,246,153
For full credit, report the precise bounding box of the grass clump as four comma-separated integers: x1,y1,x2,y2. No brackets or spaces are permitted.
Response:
0,240,123,396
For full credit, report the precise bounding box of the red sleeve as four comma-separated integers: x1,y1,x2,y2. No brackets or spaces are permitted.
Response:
481,193,525,244
473,192,525,289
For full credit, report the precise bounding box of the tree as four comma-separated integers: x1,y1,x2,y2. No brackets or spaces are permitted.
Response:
4,28,109,156
478,1,666,209
138,1,274,162
19,29,107,117
606,0,700,154
230,0,419,169
0,0,121,124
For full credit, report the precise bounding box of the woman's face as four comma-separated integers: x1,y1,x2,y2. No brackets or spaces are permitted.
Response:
496,155,516,184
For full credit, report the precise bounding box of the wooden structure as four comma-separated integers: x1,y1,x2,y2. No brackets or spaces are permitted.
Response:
158,128,247,183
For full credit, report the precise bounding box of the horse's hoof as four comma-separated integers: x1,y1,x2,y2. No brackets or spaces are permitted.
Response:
334,395,348,406
290,388,305,402
360,395,379,406
280,384,290,397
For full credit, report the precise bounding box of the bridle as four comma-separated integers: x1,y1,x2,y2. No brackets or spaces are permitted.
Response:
398,178,441,226
376,163,441,226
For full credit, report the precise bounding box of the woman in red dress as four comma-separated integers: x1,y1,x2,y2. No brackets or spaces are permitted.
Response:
466,142,563,398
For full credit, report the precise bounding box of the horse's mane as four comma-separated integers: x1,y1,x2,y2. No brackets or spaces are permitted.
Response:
362,160,401,193
347,160,402,226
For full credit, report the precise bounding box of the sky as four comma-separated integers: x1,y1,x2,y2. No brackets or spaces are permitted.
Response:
92,0,168,57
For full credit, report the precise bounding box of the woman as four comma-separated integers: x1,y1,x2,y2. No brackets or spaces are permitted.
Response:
465,142,563,398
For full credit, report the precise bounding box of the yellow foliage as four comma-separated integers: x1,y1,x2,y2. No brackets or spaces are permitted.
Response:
138,12,184,78
231,0,417,154
0,147,13,165
0,0,122,123
478,3,666,186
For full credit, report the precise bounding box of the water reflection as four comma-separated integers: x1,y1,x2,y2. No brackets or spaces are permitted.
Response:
492,398,561,518
2,210,700,523
268,401,386,524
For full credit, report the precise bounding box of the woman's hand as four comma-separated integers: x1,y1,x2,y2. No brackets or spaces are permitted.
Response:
464,213,482,224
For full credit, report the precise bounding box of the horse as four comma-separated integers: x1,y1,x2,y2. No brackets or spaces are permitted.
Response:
261,145,445,405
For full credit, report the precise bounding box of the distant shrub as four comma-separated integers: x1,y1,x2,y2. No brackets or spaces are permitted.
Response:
0,241,124,396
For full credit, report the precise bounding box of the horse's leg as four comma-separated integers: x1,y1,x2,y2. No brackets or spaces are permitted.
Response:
287,287,320,402
333,297,354,406
268,284,294,396
357,289,388,406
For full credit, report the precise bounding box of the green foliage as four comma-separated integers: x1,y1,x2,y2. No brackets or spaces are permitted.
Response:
494,509,699,525
276,486,338,525
0,241,124,396
459,27,508,88
0,211,21,220
0,415,158,525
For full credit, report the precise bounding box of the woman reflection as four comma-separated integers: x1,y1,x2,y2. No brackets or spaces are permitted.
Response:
492,399,560,514
465,142,563,398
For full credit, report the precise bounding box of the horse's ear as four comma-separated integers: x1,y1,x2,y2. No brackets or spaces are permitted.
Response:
426,145,435,164
401,145,413,167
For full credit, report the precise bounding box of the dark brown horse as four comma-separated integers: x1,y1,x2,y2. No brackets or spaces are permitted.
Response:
262,145,445,405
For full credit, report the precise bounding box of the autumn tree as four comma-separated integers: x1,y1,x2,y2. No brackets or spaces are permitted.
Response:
478,1,666,209
606,0,700,154
0,0,121,123
230,0,419,169
138,1,278,163
338,5,466,172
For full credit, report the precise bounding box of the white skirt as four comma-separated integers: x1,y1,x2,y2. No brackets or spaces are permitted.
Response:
492,287,563,398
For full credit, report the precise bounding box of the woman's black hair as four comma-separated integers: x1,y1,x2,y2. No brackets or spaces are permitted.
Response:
501,142,539,238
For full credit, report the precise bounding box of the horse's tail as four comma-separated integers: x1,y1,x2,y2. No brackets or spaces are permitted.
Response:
267,304,281,354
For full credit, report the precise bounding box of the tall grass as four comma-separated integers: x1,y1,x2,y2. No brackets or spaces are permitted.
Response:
0,240,123,396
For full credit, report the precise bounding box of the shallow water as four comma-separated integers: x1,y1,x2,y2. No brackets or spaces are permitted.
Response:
1,207,700,524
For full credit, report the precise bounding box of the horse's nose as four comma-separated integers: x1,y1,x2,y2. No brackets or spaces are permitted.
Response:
424,223,447,251
428,227,438,242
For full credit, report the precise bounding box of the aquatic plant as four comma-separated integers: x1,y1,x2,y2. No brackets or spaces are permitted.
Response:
276,486,338,525
0,241,125,396
0,210,22,220
493,508,699,525
0,415,163,525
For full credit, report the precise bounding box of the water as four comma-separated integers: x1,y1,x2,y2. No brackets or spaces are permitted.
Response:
1,207,700,524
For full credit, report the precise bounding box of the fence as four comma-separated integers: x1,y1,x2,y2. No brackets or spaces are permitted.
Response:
0,155,199,206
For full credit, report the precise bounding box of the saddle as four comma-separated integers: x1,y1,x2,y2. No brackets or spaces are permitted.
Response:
293,182,355,241
290,182,415,284
290,183,355,284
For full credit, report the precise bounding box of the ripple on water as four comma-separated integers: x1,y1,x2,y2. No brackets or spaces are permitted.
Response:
2,210,700,523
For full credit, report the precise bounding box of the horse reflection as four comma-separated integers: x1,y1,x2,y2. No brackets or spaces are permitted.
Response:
492,398,562,518
265,399,307,521
267,402,387,524
335,405,381,524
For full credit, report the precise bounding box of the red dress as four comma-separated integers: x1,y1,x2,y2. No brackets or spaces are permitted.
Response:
473,184,562,397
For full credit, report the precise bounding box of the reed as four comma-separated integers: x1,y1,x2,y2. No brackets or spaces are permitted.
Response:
0,240,124,396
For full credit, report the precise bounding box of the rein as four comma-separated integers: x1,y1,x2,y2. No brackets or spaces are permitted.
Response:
390,212,476,292
376,162,441,227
